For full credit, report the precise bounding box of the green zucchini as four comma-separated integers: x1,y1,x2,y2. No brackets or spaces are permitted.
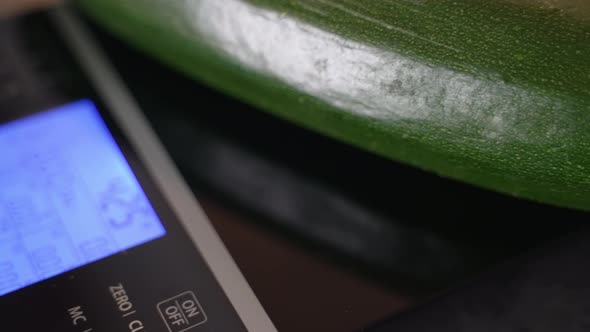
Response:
79,0,590,211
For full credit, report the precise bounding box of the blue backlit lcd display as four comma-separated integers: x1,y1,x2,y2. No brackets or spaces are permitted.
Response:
0,100,166,296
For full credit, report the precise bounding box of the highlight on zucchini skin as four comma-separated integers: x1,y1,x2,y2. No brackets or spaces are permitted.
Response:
79,0,590,211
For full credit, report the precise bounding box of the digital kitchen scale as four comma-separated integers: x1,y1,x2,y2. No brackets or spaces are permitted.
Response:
4,4,590,332
0,7,276,332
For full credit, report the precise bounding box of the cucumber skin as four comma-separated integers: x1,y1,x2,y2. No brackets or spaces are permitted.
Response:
79,0,590,211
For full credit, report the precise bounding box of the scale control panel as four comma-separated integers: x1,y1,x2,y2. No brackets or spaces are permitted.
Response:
0,11,268,332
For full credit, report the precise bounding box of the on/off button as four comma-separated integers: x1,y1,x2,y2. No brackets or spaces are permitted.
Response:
157,291,207,332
